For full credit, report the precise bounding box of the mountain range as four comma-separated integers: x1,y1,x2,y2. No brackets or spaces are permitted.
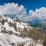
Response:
0,15,45,46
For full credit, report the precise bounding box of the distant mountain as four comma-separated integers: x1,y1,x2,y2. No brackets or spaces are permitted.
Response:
28,19,40,27
27,17,46,27
36,21,46,34
27,17,46,34
0,15,44,46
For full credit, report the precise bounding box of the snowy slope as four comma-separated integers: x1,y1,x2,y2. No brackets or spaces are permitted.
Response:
0,15,43,46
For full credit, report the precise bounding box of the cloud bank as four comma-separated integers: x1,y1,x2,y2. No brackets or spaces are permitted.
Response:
0,3,46,22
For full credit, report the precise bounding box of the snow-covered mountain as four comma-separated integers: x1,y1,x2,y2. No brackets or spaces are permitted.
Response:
0,15,44,46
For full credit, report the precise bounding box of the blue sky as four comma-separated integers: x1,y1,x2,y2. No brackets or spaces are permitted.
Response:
0,0,46,12
0,0,46,22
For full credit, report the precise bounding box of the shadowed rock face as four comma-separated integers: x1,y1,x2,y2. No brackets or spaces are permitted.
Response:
43,35,46,46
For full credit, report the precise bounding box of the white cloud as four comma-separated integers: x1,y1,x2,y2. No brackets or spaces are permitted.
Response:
0,3,46,22
0,3,26,15
0,3,27,21
24,7,46,22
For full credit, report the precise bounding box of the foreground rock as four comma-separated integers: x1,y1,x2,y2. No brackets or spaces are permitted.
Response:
43,35,46,46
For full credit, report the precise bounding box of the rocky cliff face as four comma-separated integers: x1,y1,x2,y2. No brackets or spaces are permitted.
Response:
43,35,46,46
0,15,44,46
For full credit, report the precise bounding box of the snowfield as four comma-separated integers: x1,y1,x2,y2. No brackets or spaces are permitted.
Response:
0,33,43,46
